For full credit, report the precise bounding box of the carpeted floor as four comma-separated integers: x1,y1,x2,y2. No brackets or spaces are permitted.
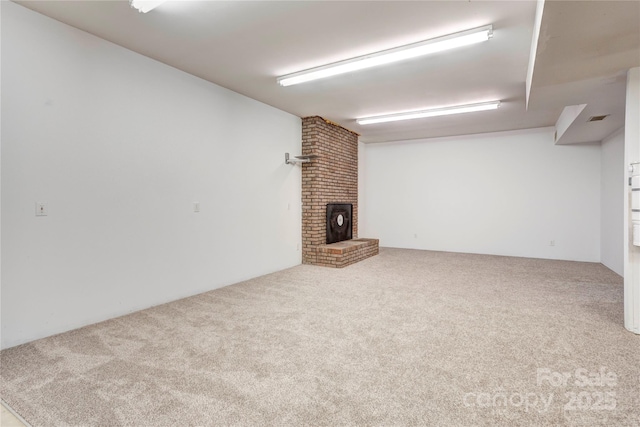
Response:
1,248,638,426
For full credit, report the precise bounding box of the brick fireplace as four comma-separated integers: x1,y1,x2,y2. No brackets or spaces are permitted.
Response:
301,116,378,267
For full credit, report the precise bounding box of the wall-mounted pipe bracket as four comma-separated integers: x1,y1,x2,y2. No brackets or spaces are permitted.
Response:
285,153,319,165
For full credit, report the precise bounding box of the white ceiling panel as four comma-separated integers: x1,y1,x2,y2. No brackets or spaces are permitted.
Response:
11,0,640,143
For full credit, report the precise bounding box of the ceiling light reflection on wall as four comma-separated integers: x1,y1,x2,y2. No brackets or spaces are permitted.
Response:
277,25,493,87
130,0,168,13
356,101,501,125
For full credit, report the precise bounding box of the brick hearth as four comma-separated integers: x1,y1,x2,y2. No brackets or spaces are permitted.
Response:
316,238,380,268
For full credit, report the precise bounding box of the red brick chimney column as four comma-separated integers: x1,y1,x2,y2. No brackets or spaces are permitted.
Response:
301,116,359,265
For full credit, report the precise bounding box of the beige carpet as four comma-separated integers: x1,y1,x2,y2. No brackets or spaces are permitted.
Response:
1,248,638,426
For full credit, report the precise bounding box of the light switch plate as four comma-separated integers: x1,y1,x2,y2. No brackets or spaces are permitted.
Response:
36,202,47,216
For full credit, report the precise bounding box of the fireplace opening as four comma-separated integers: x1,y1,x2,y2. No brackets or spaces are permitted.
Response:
326,203,352,244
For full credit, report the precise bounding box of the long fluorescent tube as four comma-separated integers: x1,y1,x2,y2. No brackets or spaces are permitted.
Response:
356,101,501,125
130,0,168,13
277,25,493,87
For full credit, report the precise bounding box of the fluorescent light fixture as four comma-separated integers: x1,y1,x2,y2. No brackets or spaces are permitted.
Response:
277,25,493,87
130,0,168,13
356,101,501,125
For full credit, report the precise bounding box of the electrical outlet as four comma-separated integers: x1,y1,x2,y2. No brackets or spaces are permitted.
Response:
550,240,555,247
193,202,200,213
35,202,47,216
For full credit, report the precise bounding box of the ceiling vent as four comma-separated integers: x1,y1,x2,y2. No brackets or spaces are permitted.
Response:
588,115,609,122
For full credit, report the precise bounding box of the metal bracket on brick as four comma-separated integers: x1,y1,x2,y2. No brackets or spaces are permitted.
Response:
285,152,319,165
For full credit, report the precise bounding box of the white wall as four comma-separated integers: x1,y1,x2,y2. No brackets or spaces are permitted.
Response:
361,128,602,261
624,67,640,334
600,129,624,276
358,141,366,237
1,2,302,349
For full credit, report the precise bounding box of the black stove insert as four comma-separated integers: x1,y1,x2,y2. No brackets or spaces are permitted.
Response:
326,203,352,244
